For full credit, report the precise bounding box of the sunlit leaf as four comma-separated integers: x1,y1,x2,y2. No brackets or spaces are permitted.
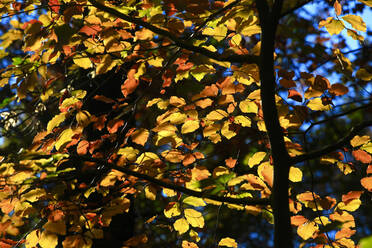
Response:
218,237,238,248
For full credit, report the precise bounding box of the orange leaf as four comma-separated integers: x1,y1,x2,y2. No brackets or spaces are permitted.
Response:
334,0,342,15
367,165,372,175
361,177,372,191
122,66,140,98
225,157,237,168
183,154,196,166
288,89,302,102
352,150,372,164
79,25,102,36
107,119,124,133
77,140,89,155
342,191,363,203
291,215,308,226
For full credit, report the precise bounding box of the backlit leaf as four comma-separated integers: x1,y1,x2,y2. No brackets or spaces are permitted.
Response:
47,112,67,132
239,100,258,114
184,209,204,228
289,167,303,182
39,231,58,248
131,128,149,146
164,203,181,218
218,237,238,248
342,14,366,32
181,120,200,134
361,177,372,191
183,196,206,207
350,135,370,147
248,152,266,168
297,222,318,240
173,218,189,235
319,17,344,35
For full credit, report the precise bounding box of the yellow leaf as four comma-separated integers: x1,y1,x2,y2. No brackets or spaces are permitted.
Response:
10,171,33,184
248,152,266,168
319,17,344,35
60,97,80,110
342,14,366,32
231,34,242,45
182,240,199,248
21,188,45,202
361,142,372,154
161,149,185,163
117,147,139,161
183,196,206,207
307,98,332,111
47,112,67,132
297,222,318,240
173,218,189,235
136,152,159,165
169,96,186,107
55,128,76,151
184,209,204,228
146,98,162,107
163,188,177,197
337,199,361,212
357,0,372,7
145,185,157,200
233,115,251,127
350,135,370,147
147,57,163,67
221,121,236,139
289,167,303,182
240,24,261,36
131,128,149,146
39,231,58,248
73,54,92,69
190,64,216,81
181,120,200,134
165,112,187,124
202,25,227,42
72,90,87,99
205,109,228,121
164,203,181,218
76,110,91,127
218,237,238,248
26,230,40,248
239,100,258,114
189,229,200,242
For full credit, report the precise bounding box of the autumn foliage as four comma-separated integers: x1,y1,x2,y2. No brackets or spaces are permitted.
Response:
0,0,372,247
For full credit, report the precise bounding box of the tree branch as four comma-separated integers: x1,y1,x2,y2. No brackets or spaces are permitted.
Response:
255,0,293,247
304,103,372,134
74,155,270,206
292,120,372,164
88,0,259,64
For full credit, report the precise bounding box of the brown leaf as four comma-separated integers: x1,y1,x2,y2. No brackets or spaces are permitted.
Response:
329,83,349,96
280,78,296,88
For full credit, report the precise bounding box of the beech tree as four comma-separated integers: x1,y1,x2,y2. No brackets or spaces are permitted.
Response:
1,0,372,247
